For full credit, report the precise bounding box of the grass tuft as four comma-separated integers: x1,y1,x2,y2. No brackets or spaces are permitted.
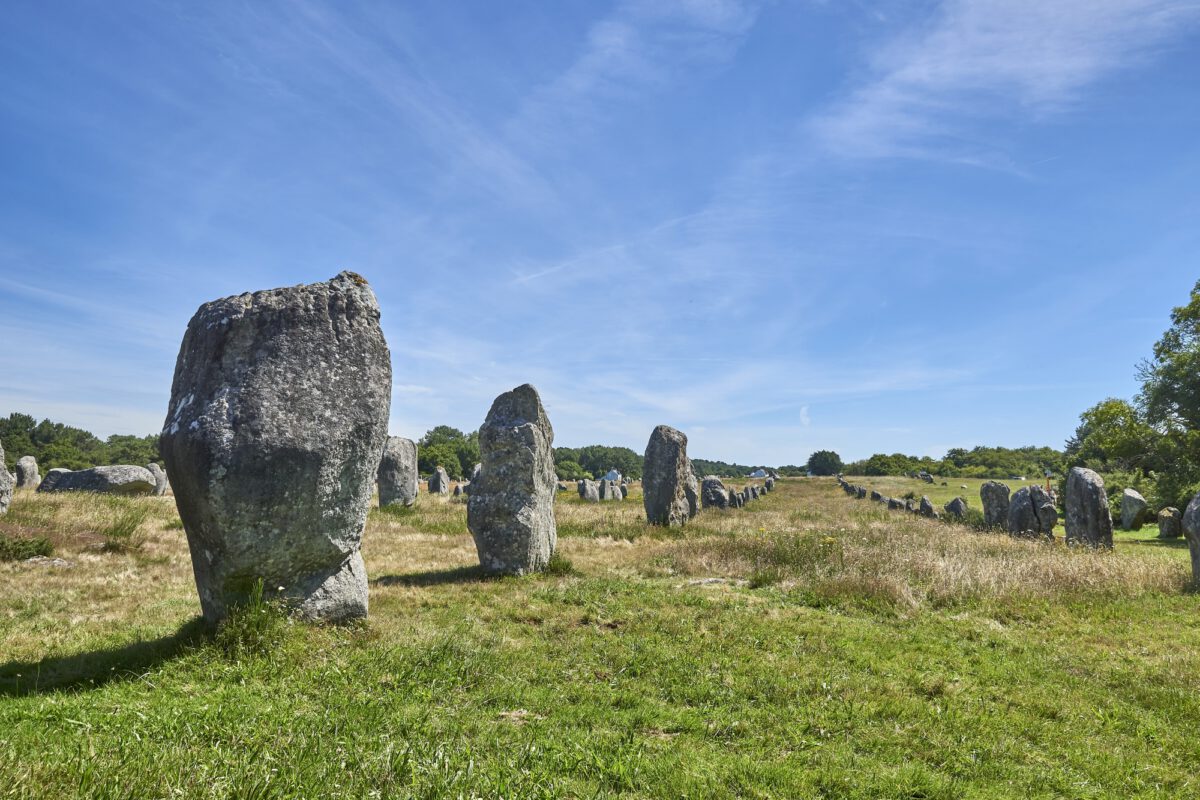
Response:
0,533,54,561
212,578,289,660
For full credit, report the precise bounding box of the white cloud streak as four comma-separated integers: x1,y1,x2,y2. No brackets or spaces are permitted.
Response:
812,0,1200,161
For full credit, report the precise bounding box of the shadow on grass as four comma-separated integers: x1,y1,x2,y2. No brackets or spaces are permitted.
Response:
372,565,496,587
0,617,208,697
1120,537,1189,550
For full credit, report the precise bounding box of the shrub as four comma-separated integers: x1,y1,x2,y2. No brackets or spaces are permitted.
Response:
0,533,54,561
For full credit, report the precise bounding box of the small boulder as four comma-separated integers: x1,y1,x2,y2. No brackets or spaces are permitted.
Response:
578,479,600,503
919,496,936,517
870,490,883,502
944,497,968,519
887,497,905,511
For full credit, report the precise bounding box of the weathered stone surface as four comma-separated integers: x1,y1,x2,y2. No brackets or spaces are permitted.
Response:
36,468,70,493
146,463,169,496
578,479,600,502
701,476,730,510
765,477,775,492
918,471,934,484
1064,467,1113,548
15,456,39,489
1121,488,1148,530
467,384,556,575
870,490,883,502
453,483,463,497
37,465,157,495
0,442,12,514
888,497,905,511
428,466,451,495
919,496,936,517
377,436,418,508
856,486,867,499
160,271,391,624
945,497,968,519
1183,493,1200,585
729,488,743,508
642,425,699,527
1007,485,1057,540
1158,507,1182,539
620,483,629,499
980,481,1010,528
599,479,623,501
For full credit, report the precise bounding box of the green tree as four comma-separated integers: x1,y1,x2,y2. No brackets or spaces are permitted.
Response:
1064,399,1159,473
805,450,844,476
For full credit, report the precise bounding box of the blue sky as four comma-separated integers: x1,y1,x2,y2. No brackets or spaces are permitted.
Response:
1,0,1198,466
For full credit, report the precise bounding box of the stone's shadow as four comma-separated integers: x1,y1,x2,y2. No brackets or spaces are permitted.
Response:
371,565,494,587
1122,537,1189,549
0,617,208,697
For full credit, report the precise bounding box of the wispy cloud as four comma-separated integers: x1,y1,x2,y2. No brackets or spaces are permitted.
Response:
811,0,1200,161
506,0,762,150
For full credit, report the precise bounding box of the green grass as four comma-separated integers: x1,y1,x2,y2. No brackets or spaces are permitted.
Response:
1,479,1198,798
0,533,53,561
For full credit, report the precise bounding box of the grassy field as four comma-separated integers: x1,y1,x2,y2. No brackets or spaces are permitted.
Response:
1,478,1198,798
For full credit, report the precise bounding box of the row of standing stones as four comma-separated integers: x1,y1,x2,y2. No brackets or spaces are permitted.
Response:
837,470,1200,570
12,272,739,626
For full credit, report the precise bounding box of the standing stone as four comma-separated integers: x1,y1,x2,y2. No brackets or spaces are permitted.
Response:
642,424,699,527
620,483,629,499
146,462,169,496
870,490,883,502
1007,485,1057,540
377,436,418,508
160,271,391,624
1183,493,1200,586
428,466,451,495
599,479,623,501
944,497,968,519
1157,507,1182,539
467,384,556,575
578,479,600,502
765,477,775,492
37,466,157,495
15,456,40,489
888,497,905,511
919,496,936,517
701,476,730,510
856,486,867,499
1064,467,1113,549
0,442,12,514
980,481,1011,529
453,483,463,497
1120,488,1148,531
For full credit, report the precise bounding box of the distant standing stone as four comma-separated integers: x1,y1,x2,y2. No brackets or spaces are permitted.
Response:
467,384,557,575
377,436,418,507
453,484,463,497
0,442,12,514
15,456,39,489
37,465,157,495
870,490,883,502
919,496,936,517
620,483,629,499
579,479,600,503
599,479,622,501
701,476,730,510
980,481,1010,529
160,271,391,624
429,466,451,495
1157,507,1182,539
1064,467,1113,548
146,462,169,496
1120,488,1148,531
944,497,968,519
765,477,775,492
1183,493,1200,585
887,497,905,511
642,424,699,527
856,486,867,499
1007,485,1057,540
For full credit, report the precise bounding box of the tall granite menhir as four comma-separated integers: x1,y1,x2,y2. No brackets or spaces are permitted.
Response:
0,441,13,515
377,436,418,507
161,272,391,624
467,384,557,574
643,424,699,526
1065,467,1113,549
980,481,1010,529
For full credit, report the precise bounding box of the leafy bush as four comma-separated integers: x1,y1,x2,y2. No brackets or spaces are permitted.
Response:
0,533,54,561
